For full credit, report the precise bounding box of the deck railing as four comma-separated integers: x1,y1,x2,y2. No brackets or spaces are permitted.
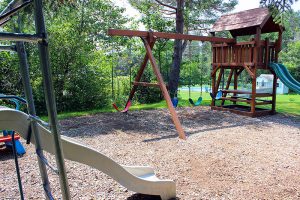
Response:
212,39,278,69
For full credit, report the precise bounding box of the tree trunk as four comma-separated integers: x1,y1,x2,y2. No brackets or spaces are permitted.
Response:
168,0,184,97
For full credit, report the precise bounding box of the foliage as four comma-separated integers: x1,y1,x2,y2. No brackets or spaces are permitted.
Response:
0,0,131,114
128,0,237,98
279,41,300,82
260,0,298,24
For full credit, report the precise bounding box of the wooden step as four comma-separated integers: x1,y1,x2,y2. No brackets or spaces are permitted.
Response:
220,97,251,103
132,81,160,88
0,134,20,143
222,90,273,97
222,96,273,105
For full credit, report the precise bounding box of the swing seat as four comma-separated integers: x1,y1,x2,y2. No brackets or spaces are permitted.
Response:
210,91,223,100
171,97,179,108
112,101,132,113
189,97,202,106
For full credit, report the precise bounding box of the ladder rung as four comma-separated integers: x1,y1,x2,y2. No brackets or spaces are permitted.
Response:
133,81,160,88
36,150,59,175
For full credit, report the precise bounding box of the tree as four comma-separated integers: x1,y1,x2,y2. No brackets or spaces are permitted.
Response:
129,0,237,97
260,0,298,24
0,0,131,113
280,41,300,82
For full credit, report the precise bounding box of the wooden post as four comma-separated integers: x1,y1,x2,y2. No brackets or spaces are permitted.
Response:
265,38,269,68
211,66,216,106
251,27,261,114
215,68,224,93
271,70,277,114
211,32,216,107
271,29,282,113
222,69,234,105
142,38,186,140
233,69,238,104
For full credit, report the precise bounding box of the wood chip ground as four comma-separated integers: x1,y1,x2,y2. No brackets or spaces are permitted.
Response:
1,106,300,199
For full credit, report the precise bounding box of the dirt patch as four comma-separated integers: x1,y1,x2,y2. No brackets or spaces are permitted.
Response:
1,106,300,199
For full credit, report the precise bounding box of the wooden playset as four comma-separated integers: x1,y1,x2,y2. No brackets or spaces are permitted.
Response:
108,8,284,138
210,7,283,117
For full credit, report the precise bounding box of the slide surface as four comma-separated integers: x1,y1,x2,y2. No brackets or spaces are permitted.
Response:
269,63,300,94
0,106,175,200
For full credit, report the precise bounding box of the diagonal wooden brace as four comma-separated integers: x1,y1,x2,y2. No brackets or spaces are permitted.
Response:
243,64,254,79
125,38,156,106
142,38,186,140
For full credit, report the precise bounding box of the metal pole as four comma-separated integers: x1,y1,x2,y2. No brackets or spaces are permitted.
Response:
0,32,43,42
0,45,16,51
0,0,32,25
0,0,24,15
33,0,70,199
11,131,24,200
16,41,52,200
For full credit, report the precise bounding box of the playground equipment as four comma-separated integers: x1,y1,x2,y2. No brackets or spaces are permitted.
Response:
0,95,26,155
0,0,176,199
171,96,179,107
107,29,234,139
210,8,286,117
269,63,300,94
0,106,176,200
210,90,223,100
108,8,298,119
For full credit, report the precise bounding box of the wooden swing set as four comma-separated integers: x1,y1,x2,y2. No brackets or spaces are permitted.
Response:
108,8,283,139
108,29,234,140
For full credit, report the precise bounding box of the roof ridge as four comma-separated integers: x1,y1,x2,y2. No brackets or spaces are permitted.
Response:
221,7,268,17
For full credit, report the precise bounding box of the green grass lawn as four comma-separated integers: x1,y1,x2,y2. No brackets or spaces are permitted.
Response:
53,91,300,120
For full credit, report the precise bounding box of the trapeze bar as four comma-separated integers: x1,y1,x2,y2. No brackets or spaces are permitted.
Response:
0,32,44,42
0,0,32,26
108,28,235,43
0,45,16,51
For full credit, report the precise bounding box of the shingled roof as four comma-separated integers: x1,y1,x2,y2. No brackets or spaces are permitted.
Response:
211,8,282,37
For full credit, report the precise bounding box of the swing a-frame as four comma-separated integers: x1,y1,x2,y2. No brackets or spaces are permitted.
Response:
108,29,235,140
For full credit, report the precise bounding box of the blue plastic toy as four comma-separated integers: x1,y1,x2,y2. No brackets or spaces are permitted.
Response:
171,97,179,108
210,90,223,100
1,96,26,155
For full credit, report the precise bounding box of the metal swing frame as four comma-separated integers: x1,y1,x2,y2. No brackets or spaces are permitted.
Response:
0,0,70,199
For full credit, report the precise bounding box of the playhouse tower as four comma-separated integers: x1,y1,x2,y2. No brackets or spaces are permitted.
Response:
210,8,284,117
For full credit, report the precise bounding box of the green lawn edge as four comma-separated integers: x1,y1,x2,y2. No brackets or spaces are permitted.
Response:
44,93,300,121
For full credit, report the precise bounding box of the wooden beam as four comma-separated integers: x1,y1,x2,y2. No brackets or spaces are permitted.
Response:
233,69,238,104
251,27,261,113
142,38,186,140
243,64,254,79
220,97,251,103
108,29,236,43
211,65,220,76
221,69,234,106
222,90,272,97
212,41,255,47
211,32,216,107
265,38,269,67
215,68,224,93
211,105,274,117
236,68,244,76
271,69,277,114
212,62,254,67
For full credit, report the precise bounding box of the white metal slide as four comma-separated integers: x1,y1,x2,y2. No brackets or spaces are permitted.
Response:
0,106,176,200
